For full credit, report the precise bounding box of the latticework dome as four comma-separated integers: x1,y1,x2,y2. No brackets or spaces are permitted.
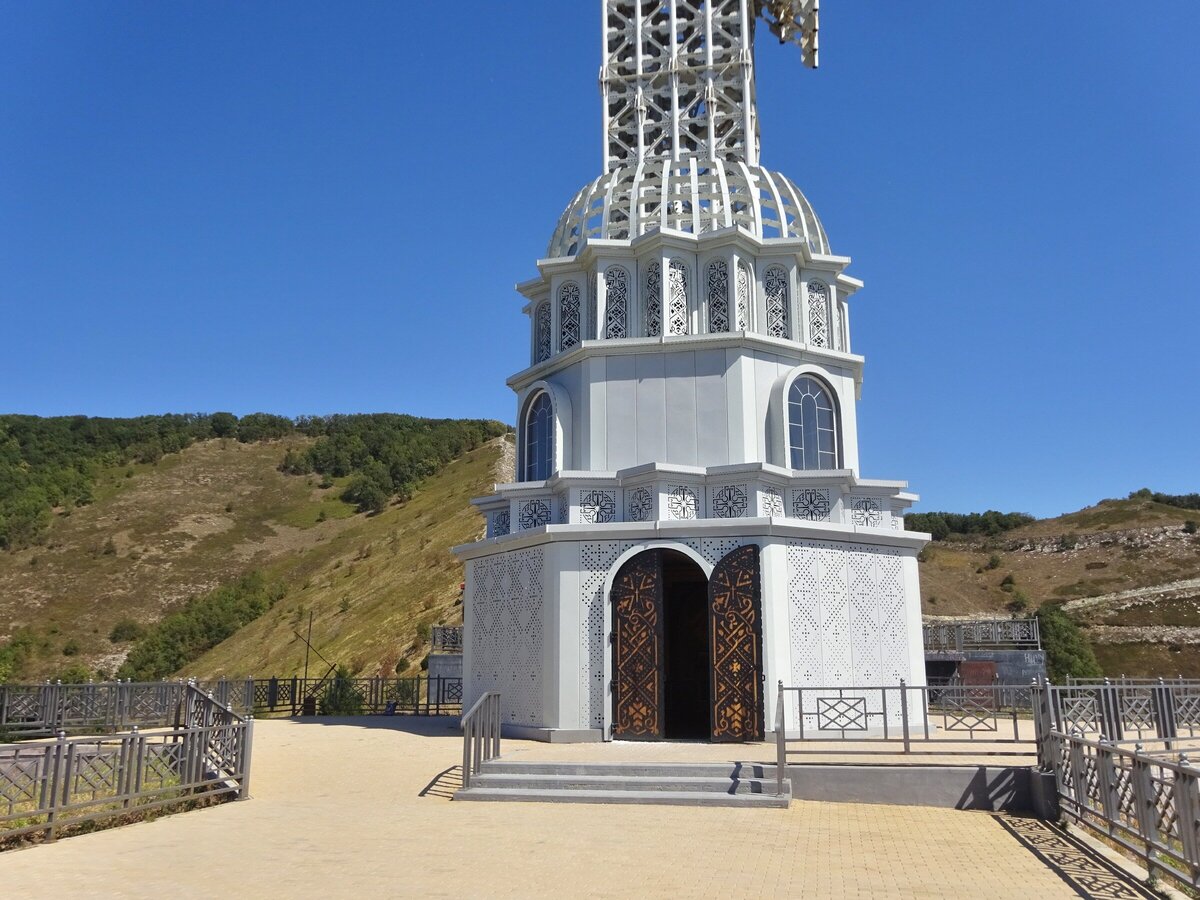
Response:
547,157,829,259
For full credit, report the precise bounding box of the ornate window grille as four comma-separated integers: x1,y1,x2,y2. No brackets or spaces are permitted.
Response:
604,266,629,339
559,282,581,351
706,260,730,332
523,392,554,481
807,279,830,347
559,282,583,352
644,262,663,337
534,302,552,362
787,375,838,470
668,259,690,335
735,260,752,330
764,265,790,339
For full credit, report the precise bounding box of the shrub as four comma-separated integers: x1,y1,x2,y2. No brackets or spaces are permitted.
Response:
1057,533,1079,551
1000,573,1016,592
61,639,80,656
109,619,144,643
319,666,364,716
1184,520,1197,535
1037,604,1103,682
986,553,1002,570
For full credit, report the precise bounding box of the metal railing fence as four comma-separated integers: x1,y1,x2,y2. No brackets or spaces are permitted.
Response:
1047,680,1200,744
923,618,1041,653
460,692,501,790
1,685,252,844
775,681,1039,759
430,626,463,653
1,675,463,738
1052,730,1200,889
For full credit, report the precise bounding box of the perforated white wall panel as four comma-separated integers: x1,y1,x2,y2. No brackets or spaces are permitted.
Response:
785,539,910,728
466,547,545,726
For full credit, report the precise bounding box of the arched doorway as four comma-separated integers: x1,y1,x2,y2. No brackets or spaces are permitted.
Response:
610,545,764,742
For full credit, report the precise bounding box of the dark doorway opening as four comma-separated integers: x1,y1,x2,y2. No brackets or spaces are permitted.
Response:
661,550,711,739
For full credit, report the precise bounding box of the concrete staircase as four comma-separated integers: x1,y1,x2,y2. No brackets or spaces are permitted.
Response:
454,760,791,808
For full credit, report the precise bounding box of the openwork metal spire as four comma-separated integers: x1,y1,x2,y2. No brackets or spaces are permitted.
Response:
600,1,819,170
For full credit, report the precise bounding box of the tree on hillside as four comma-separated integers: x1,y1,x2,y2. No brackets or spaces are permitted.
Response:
1036,604,1103,682
210,412,239,438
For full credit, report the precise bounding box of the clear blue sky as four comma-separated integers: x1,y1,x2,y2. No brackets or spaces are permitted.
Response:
1,2,1197,518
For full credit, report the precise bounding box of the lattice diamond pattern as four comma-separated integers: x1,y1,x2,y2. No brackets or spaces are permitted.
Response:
668,259,689,335
817,696,868,731
534,302,551,362
580,542,622,729
707,260,730,332
807,279,829,347
764,266,789,339
604,266,629,339
735,261,751,329
644,262,662,337
559,281,581,351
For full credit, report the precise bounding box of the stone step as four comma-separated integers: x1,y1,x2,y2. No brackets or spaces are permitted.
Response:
471,772,785,794
479,761,781,779
454,787,791,808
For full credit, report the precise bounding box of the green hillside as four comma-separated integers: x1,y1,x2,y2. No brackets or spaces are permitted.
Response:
0,412,508,683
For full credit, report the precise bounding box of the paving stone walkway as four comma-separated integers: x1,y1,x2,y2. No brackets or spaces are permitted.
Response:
0,718,1150,898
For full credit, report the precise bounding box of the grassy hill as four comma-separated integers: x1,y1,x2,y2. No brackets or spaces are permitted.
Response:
917,495,1200,678
0,432,512,682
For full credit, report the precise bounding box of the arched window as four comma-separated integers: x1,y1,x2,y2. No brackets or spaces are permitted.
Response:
764,266,790,339
534,302,552,363
707,260,729,332
523,392,554,481
604,266,629,339
644,262,663,336
668,258,689,335
735,260,752,330
807,280,830,348
559,282,581,351
788,376,838,470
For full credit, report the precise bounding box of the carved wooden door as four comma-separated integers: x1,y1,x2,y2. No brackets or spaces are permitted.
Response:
708,545,764,742
611,550,664,739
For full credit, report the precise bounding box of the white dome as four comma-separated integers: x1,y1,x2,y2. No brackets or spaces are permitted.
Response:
548,157,830,259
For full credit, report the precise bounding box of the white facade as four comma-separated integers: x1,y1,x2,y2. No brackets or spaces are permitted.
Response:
454,1,928,742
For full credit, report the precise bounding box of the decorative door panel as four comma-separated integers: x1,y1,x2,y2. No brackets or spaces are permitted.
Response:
612,551,664,739
708,545,764,742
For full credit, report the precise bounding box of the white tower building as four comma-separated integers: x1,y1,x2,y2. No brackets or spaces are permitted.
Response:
456,1,929,742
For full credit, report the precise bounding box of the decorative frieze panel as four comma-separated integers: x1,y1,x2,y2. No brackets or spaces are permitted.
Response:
604,266,629,339
735,261,751,330
710,484,748,519
668,259,690,335
559,282,581,351
764,265,790,339
792,488,831,522
666,484,699,519
579,489,618,524
489,509,511,538
466,548,544,726
807,279,829,347
761,487,785,518
644,262,662,337
850,496,886,528
625,486,654,522
534,302,552,363
517,498,551,531
707,260,730,333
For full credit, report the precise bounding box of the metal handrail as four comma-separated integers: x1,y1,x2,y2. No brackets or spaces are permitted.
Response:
775,681,787,796
460,691,501,790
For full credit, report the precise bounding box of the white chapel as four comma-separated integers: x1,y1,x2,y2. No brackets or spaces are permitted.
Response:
455,0,928,743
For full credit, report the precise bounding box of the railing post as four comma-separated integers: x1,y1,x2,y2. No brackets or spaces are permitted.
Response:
775,681,786,797
1068,734,1088,822
899,680,910,754
1097,739,1118,835
1169,755,1200,888
240,716,255,800
1151,677,1177,746
45,732,66,840
1130,743,1158,876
